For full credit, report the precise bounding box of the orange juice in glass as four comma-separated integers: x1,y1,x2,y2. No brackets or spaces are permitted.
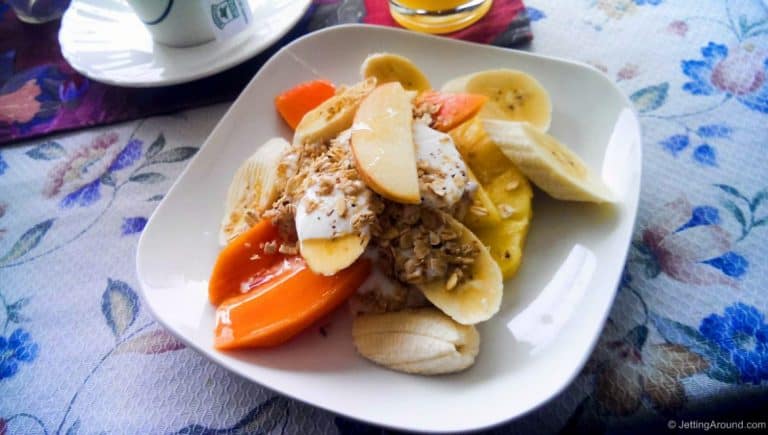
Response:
389,0,493,34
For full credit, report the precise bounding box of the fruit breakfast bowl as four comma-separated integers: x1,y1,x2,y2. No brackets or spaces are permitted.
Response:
136,24,642,432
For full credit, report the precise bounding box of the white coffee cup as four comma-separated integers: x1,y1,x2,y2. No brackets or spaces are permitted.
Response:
126,0,252,47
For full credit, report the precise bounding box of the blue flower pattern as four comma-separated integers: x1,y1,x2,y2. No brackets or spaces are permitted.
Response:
59,138,145,209
0,328,39,379
108,138,142,172
60,178,103,208
682,42,768,113
121,217,148,236
58,78,90,106
677,207,748,278
700,303,768,384
676,205,720,231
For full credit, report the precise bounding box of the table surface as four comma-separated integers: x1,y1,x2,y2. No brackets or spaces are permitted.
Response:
2,0,767,433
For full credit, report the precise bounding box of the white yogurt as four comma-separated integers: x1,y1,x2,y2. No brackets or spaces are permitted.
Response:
295,187,353,241
412,122,468,208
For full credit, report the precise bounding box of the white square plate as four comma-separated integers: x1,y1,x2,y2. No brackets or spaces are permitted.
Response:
137,24,642,432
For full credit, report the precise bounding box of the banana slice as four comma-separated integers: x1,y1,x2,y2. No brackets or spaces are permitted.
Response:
361,53,431,92
294,78,376,145
219,137,289,245
417,212,503,325
441,74,471,93
442,69,552,131
353,308,479,375
300,234,369,276
482,120,614,203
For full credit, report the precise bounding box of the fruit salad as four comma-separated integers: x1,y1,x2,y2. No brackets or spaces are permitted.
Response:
208,53,614,376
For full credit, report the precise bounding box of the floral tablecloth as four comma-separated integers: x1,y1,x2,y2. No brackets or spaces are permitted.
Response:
2,0,767,433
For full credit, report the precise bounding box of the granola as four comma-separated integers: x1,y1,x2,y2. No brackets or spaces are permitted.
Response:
257,81,482,315
372,203,480,288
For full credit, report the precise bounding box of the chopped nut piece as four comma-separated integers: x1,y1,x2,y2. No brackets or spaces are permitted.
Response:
427,257,447,278
499,204,515,219
278,243,299,255
352,209,377,234
305,198,319,213
342,180,365,195
399,232,414,249
505,180,519,191
335,195,347,218
428,231,441,246
440,228,458,241
413,95,440,121
262,199,297,241
456,256,475,265
263,241,278,254
414,239,430,259
460,242,478,257
469,205,488,216
244,210,259,226
404,257,423,282
445,271,459,290
317,176,334,195
454,267,464,280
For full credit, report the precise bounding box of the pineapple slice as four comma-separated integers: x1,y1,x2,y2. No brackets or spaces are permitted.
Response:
450,117,533,279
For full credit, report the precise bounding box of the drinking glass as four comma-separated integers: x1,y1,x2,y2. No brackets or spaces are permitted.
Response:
389,0,493,34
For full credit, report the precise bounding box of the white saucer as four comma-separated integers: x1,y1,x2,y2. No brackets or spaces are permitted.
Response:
59,0,311,87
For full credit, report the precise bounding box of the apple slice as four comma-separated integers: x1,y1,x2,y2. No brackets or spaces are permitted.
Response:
351,82,420,204
300,234,369,276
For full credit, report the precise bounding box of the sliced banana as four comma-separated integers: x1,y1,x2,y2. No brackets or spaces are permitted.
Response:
353,308,479,375
483,120,614,203
219,137,289,245
294,78,376,145
361,53,431,92
442,69,552,131
417,212,503,325
441,74,471,93
300,234,369,276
